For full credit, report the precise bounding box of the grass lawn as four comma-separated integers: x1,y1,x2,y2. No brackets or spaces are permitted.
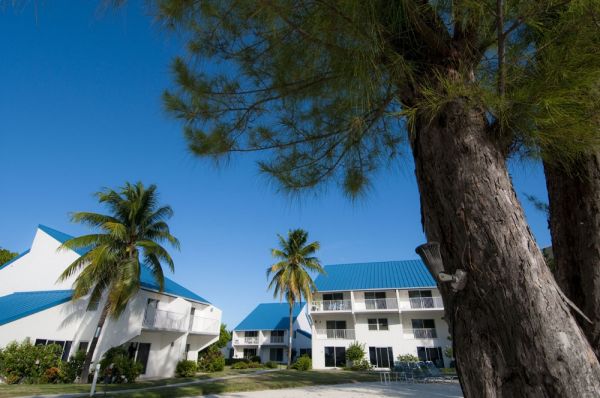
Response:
0,368,258,397
0,370,379,398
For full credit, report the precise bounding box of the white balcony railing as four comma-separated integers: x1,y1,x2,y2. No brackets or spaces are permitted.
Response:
358,298,398,310
316,329,356,339
143,309,187,331
244,336,259,344
189,315,220,335
408,297,444,309
311,300,352,312
407,328,438,339
270,335,284,343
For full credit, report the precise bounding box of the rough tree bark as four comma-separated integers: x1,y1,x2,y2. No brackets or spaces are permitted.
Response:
410,98,600,397
544,156,600,358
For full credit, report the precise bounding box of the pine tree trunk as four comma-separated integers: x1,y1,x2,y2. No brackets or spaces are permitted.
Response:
79,302,110,384
544,156,600,358
410,99,600,397
288,305,293,368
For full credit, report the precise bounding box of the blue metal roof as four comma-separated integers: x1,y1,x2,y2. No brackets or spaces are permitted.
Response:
314,260,437,291
13,225,211,305
0,290,73,326
235,302,304,331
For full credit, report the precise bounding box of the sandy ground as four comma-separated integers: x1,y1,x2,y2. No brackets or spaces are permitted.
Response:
203,381,464,398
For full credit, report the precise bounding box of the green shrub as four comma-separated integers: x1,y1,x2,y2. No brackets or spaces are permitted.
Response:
346,341,365,362
350,358,372,371
250,355,261,364
291,354,311,371
175,360,198,377
0,340,62,384
231,361,249,369
265,361,278,369
197,347,225,372
247,361,263,368
100,347,142,383
397,354,419,363
59,350,86,383
41,367,61,384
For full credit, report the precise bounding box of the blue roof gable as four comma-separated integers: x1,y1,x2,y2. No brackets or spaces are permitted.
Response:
235,302,304,331
0,290,73,326
11,225,211,305
315,260,437,291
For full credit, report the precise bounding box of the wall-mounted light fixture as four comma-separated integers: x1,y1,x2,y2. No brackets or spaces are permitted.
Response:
416,242,467,292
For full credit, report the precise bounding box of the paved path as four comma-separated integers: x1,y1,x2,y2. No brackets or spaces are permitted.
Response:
202,381,464,398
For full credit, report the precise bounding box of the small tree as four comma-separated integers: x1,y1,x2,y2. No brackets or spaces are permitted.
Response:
346,342,366,362
0,248,18,265
397,354,419,363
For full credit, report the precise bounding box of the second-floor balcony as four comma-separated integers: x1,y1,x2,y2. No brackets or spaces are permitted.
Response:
270,335,284,344
316,329,356,340
143,309,187,332
407,297,444,310
407,328,438,339
311,300,352,312
355,298,398,311
189,315,220,335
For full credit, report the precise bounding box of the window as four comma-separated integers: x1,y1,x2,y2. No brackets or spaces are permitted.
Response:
325,320,347,338
369,347,394,368
245,331,258,337
324,346,346,367
34,340,72,361
322,293,343,301
87,297,100,311
243,348,257,359
322,293,345,310
271,330,284,343
368,318,388,331
417,346,444,368
409,290,434,308
364,292,387,309
270,348,284,362
35,339,47,346
411,319,437,338
78,341,89,353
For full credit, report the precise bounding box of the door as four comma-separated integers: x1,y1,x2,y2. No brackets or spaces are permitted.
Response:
369,347,394,368
136,343,151,375
324,346,346,367
270,348,283,362
189,307,196,330
409,290,433,308
417,346,444,367
322,293,344,310
144,299,159,327
365,291,387,309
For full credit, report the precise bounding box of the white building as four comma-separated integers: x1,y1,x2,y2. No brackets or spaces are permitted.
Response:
0,225,222,379
229,303,312,364
309,260,451,369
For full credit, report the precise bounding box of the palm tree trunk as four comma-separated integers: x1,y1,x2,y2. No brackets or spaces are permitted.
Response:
544,156,600,357
79,302,110,384
287,304,293,368
410,97,600,396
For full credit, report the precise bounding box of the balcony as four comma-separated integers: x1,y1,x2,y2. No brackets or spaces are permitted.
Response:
407,328,438,339
407,297,444,310
310,300,352,312
189,315,220,335
232,336,259,345
316,329,356,340
270,335,284,344
355,298,398,312
143,309,187,332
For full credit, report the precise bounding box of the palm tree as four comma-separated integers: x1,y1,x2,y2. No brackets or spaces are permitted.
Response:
267,229,324,368
58,182,179,383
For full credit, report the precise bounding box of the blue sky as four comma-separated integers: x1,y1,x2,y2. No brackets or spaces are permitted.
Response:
0,1,551,327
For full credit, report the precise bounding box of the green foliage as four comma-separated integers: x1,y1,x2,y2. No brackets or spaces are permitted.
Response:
231,361,249,370
0,340,62,384
397,354,419,363
59,350,86,383
267,229,324,367
215,324,232,350
291,355,311,371
100,347,143,384
345,342,366,362
349,359,372,371
159,0,600,196
0,248,18,266
443,347,454,359
197,346,225,373
175,360,198,377
59,181,180,317
265,361,278,369
247,362,263,369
